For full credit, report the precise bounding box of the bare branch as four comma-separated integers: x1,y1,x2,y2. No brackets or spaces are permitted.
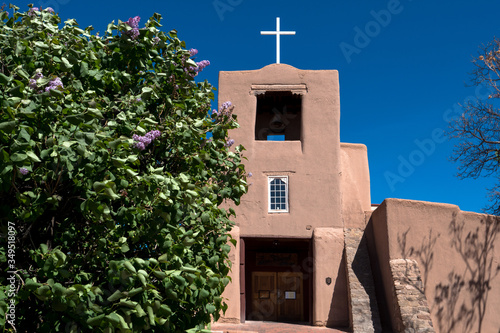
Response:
448,38,500,214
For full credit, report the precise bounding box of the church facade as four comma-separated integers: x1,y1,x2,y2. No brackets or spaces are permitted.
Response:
214,64,500,333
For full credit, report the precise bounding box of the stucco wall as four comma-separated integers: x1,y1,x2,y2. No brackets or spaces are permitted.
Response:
371,198,500,333
219,64,342,238
313,228,349,327
218,226,240,324
340,143,371,229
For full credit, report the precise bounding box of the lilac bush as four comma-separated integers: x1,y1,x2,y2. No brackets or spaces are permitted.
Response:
0,7,248,332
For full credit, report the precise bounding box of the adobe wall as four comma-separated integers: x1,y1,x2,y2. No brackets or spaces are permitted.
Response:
370,198,500,333
339,143,371,229
219,64,342,238
218,226,240,324
313,228,349,327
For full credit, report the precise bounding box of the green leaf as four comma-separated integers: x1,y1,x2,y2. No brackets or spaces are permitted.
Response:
123,261,136,273
146,305,155,326
61,57,73,69
52,283,66,296
34,41,49,49
116,111,127,121
199,289,209,299
0,73,12,84
120,244,130,253
10,153,27,162
141,86,153,99
62,141,77,148
25,278,42,290
87,108,103,119
49,88,64,98
87,314,105,326
158,253,168,263
205,304,216,314
0,121,16,132
107,290,125,302
80,61,89,76
152,270,166,279
26,151,41,162
72,80,83,91
127,287,144,297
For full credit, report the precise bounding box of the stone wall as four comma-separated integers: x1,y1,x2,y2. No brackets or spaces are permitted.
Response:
390,259,435,333
344,228,382,333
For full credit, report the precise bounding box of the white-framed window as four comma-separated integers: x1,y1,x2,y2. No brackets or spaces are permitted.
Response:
268,176,289,213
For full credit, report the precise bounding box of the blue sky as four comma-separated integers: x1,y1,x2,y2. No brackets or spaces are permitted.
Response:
9,0,500,214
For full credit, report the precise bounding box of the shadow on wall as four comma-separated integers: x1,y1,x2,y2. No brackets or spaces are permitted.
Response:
398,214,500,333
327,253,349,328
398,227,439,293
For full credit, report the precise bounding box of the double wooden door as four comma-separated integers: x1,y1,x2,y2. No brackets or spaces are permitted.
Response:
251,271,303,322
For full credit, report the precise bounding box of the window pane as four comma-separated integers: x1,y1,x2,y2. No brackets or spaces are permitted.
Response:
269,176,288,212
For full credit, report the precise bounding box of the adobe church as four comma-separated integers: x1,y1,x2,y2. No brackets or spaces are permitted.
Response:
212,21,500,333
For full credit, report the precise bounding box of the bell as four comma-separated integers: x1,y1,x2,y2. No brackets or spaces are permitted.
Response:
270,114,286,132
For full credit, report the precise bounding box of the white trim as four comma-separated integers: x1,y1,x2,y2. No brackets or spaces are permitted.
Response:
268,176,289,213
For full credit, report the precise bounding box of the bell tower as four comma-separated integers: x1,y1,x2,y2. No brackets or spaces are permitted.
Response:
219,63,343,235
216,18,371,328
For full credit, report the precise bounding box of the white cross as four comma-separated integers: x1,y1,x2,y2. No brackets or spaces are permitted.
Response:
260,17,296,64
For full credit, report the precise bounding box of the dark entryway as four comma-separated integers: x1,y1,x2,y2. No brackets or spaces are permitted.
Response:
241,238,312,324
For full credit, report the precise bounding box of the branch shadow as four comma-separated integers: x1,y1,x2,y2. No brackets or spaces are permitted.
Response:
398,213,500,333
397,227,439,292
433,213,500,333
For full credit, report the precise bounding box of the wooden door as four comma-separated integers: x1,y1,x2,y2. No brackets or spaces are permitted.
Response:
251,272,303,322
251,272,277,321
277,272,303,322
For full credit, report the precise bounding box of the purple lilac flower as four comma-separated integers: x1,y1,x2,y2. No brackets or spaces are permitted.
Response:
130,28,139,39
28,7,39,16
45,77,63,92
29,79,37,90
19,168,29,175
29,72,44,91
133,142,146,151
126,16,140,29
248,172,253,178
214,101,234,123
220,101,232,112
225,138,235,148
189,48,198,57
132,130,161,150
153,36,160,44
136,97,141,102
45,7,54,13
125,16,141,40
195,60,210,73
